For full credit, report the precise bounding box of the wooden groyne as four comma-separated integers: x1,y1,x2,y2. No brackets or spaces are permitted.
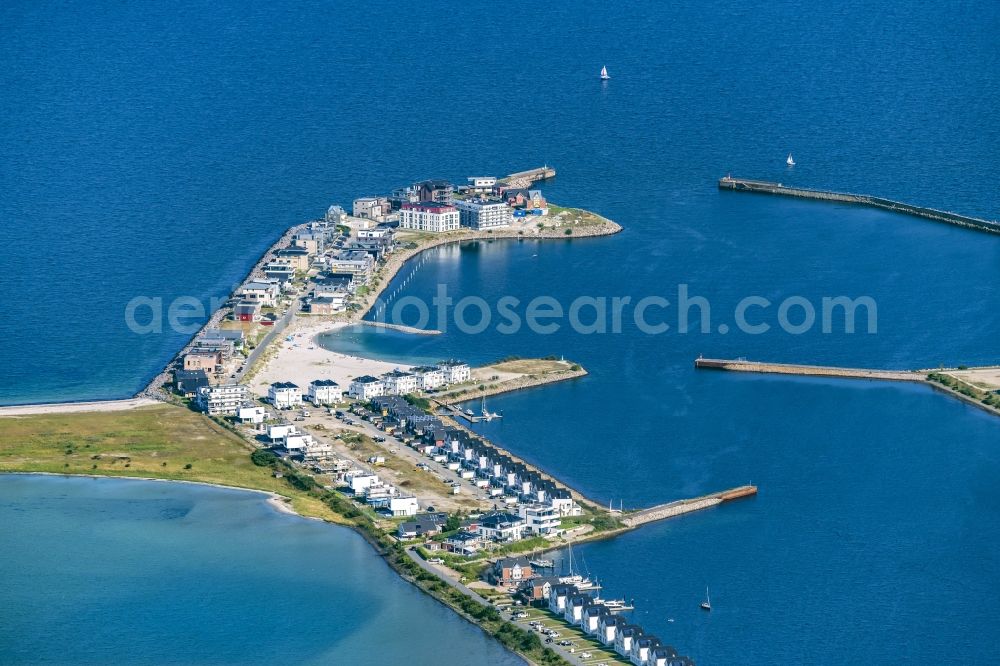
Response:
694,358,921,382
622,485,757,528
718,176,1000,235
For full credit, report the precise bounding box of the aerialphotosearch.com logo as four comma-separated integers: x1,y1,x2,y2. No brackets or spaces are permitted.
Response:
370,284,878,335
123,284,878,336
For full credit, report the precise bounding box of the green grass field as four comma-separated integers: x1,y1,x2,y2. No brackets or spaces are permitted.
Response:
0,404,340,521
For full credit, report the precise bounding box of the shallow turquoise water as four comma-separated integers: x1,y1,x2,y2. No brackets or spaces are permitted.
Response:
0,474,522,665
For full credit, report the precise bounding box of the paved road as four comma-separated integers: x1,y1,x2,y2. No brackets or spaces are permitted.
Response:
405,548,490,605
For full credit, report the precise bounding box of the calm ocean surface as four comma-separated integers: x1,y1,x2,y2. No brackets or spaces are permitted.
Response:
2,0,999,663
0,474,522,666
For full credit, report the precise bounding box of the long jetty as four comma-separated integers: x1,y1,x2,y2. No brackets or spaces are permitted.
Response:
718,176,1000,235
622,485,757,527
501,165,556,188
694,357,921,382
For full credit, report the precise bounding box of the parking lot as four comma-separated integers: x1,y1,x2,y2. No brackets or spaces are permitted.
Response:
507,605,628,665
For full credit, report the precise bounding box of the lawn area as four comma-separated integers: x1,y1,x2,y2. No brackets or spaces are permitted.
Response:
0,403,340,522
490,359,575,375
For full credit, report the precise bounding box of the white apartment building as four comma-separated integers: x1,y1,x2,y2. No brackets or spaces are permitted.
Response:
399,202,460,233
349,375,385,400
196,384,247,415
329,250,374,283
411,366,446,390
455,198,513,230
268,382,302,409
437,361,471,384
308,379,342,405
381,369,418,395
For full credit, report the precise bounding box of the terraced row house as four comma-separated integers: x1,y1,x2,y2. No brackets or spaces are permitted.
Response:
547,585,694,666
424,426,582,526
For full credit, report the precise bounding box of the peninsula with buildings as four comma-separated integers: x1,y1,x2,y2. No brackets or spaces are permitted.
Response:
2,168,754,666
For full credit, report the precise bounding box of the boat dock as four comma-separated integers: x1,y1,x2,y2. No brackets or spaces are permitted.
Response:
718,176,1000,235
622,485,757,528
435,401,489,424
694,357,921,382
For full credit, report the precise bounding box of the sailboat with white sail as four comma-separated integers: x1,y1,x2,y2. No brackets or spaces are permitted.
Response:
600,65,610,80
786,153,795,166
700,586,712,611
480,396,501,421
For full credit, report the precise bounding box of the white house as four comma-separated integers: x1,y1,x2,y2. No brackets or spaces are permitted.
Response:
308,379,342,405
411,366,446,390
239,279,280,306
237,406,267,424
564,595,590,625
345,470,381,495
268,382,302,409
381,369,418,395
616,627,643,659
519,504,560,535
387,495,419,517
437,360,471,384
582,604,608,636
266,423,298,443
284,433,315,454
476,512,524,542
349,375,385,400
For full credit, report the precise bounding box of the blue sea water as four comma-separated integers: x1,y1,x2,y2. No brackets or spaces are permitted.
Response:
2,0,1000,663
0,474,522,666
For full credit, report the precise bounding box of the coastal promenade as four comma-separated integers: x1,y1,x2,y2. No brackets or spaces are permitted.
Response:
718,176,1000,235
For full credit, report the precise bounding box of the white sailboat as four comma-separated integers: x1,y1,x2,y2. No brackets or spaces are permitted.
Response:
600,65,610,80
480,396,501,421
700,586,712,611
786,153,795,167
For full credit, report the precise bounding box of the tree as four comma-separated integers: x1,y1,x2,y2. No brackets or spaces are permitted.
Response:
251,449,278,467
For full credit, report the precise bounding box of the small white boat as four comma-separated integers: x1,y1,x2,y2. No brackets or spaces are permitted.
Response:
700,586,712,611
600,65,610,80
786,153,795,167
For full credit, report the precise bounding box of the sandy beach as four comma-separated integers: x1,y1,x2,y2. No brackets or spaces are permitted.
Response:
249,319,413,398
0,397,158,418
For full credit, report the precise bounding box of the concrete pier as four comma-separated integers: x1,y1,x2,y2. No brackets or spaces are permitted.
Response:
718,176,1000,235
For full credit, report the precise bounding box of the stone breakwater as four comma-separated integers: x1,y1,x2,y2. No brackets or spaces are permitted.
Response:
622,485,758,527
136,221,312,400
439,367,588,404
693,358,920,382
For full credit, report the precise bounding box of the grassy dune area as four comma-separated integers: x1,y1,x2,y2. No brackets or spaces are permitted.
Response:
0,404,340,521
